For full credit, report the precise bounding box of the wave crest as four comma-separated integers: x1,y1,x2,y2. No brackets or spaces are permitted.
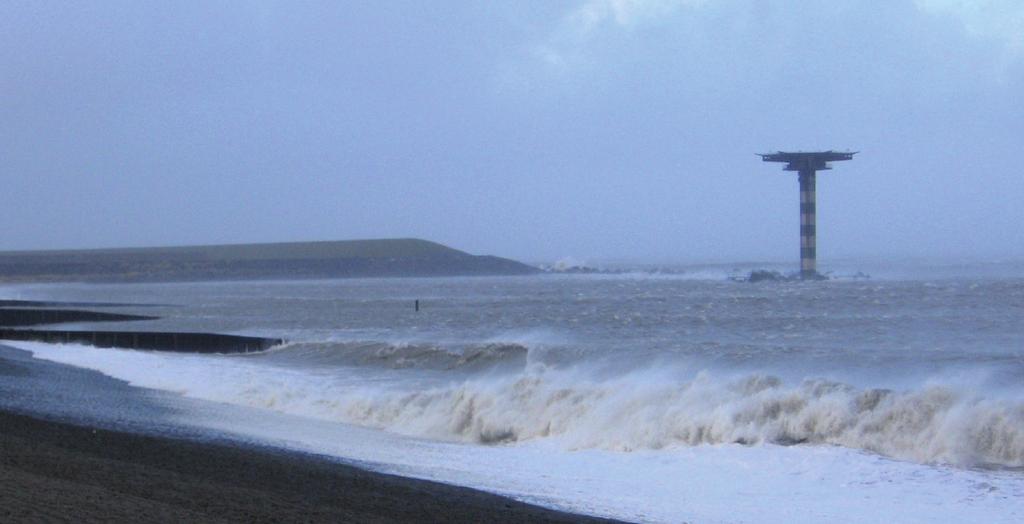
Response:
336,371,1024,468
259,340,530,371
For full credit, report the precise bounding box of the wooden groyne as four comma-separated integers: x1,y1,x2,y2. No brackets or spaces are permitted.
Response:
0,300,165,309
0,299,283,353
0,309,158,327
0,329,282,354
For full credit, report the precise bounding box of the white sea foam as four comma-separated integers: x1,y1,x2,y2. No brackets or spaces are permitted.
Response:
12,340,1024,523
322,370,1024,468
17,341,1024,469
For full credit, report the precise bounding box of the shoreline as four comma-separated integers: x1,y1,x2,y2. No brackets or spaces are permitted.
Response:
0,346,620,523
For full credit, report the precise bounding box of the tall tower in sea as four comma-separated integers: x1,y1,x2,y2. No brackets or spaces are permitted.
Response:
759,151,856,279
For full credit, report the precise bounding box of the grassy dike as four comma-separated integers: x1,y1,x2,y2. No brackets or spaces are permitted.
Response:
0,238,538,283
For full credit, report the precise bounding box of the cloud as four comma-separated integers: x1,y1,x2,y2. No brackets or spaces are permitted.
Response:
567,0,709,34
501,0,1023,95
535,0,710,69
915,0,1024,51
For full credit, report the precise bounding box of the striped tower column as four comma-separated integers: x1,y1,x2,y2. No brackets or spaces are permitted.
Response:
798,169,817,278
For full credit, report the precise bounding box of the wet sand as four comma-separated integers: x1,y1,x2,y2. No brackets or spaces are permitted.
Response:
0,347,620,523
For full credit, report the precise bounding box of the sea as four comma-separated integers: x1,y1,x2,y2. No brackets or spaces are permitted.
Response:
5,258,1024,523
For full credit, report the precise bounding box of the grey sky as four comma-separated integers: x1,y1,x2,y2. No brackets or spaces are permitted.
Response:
2,1,1022,263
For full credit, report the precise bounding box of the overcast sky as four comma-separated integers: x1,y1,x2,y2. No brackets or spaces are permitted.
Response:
2,1,1022,263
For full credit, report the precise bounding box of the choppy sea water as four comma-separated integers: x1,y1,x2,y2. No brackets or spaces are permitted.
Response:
6,261,1024,522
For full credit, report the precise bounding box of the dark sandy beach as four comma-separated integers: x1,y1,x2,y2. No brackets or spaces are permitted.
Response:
0,346,620,523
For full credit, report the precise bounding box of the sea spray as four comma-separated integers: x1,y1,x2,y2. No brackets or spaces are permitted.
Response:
19,340,1024,468
337,367,1024,467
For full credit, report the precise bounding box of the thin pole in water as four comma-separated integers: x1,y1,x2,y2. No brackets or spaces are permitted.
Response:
415,299,420,312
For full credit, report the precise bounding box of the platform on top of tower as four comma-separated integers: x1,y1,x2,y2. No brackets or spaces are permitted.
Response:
759,150,857,171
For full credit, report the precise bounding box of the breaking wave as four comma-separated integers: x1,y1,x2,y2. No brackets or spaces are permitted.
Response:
255,340,531,371
331,371,1024,468
16,340,1024,469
